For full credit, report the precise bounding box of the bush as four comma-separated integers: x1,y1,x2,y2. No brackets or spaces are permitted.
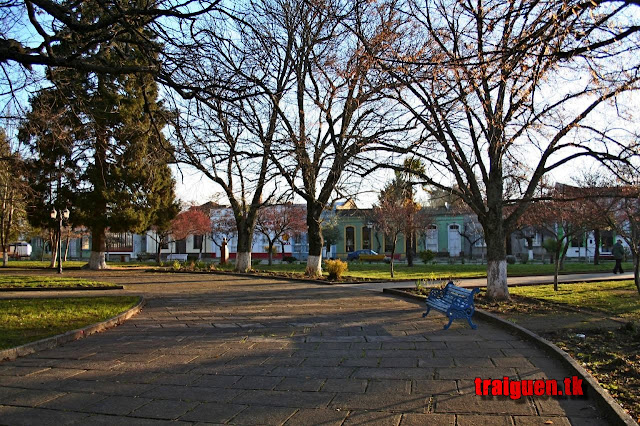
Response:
506,255,517,265
171,260,182,271
282,255,297,264
518,253,528,264
325,259,348,280
418,250,435,263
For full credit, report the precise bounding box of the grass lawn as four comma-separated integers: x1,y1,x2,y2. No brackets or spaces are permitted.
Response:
509,280,640,320
4,260,157,269
0,276,119,290
472,281,640,422
0,296,140,350
243,261,634,280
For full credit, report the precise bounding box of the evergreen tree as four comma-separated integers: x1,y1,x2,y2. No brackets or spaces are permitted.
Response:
22,0,179,269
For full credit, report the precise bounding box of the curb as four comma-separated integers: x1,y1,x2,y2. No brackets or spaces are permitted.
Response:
0,296,145,363
382,288,637,426
0,285,124,292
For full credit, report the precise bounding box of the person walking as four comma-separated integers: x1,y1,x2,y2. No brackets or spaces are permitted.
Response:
612,239,625,274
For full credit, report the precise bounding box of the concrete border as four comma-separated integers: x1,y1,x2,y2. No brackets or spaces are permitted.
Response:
382,288,637,426
0,296,145,363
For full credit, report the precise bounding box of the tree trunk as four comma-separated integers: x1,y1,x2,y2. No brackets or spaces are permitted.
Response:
634,254,640,295
2,247,7,267
593,228,600,265
50,233,57,268
235,228,253,272
305,204,323,276
267,240,274,266
64,234,70,261
281,242,286,262
406,233,413,267
554,250,561,291
485,222,508,300
156,237,162,264
88,227,108,270
390,246,396,278
559,240,570,271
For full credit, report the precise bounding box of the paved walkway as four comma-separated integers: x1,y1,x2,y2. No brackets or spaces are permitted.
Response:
0,271,610,425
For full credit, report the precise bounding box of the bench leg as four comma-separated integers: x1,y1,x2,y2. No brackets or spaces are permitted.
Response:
443,315,454,330
422,306,431,318
467,316,478,330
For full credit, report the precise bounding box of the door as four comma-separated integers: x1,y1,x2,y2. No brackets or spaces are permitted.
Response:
448,224,461,257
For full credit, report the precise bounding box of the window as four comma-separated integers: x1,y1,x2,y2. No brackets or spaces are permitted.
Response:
140,236,147,252
107,233,133,251
425,225,438,251
81,236,90,250
345,226,355,252
193,235,203,250
362,227,371,250
385,235,395,253
571,233,584,248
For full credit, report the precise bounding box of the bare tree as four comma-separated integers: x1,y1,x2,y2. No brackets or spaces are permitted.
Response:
368,0,640,299
239,0,411,276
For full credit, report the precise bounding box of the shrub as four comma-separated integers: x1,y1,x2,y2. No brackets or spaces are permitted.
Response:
208,263,217,271
282,255,297,264
195,260,206,270
251,259,262,267
518,253,528,264
171,260,182,271
506,255,516,265
325,259,348,280
419,250,435,263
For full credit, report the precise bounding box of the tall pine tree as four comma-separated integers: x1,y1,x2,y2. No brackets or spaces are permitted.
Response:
23,0,178,269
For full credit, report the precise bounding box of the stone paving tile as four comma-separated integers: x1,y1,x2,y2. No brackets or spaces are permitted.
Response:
320,378,368,393
232,375,283,390
353,367,435,380
39,392,108,411
0,388,65,407
513,415,572,425
284,408,348,425
268,366,355,379
456,414,513,425
367,379,411,395
343,410,403,425
229,405,297,425
140,384,242,402
232,389,335,408
0,404,91,425
399,413,455,426
330,392,427,413
434,394,535,415
412,380,458,395
84,395,153,416
129,399,199,420
275,377,325,391
83,414,189,425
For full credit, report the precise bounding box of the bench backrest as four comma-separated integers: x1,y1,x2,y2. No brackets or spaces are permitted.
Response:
442,282,479,305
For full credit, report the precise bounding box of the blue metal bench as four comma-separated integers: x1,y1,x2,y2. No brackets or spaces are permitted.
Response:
422,281,479,329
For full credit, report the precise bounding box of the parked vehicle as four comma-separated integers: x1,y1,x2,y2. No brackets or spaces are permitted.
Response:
347,249,379,261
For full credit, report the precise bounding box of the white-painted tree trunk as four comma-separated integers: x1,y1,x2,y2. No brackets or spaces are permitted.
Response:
235,251,251,272
528,249,534,261
305,255,322,276
88,251,109,270
486,259,508,300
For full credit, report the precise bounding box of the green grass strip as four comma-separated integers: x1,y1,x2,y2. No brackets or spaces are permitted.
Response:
238,261,635,280
0,296,140,350
510,280,640,320
0,275,118,289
